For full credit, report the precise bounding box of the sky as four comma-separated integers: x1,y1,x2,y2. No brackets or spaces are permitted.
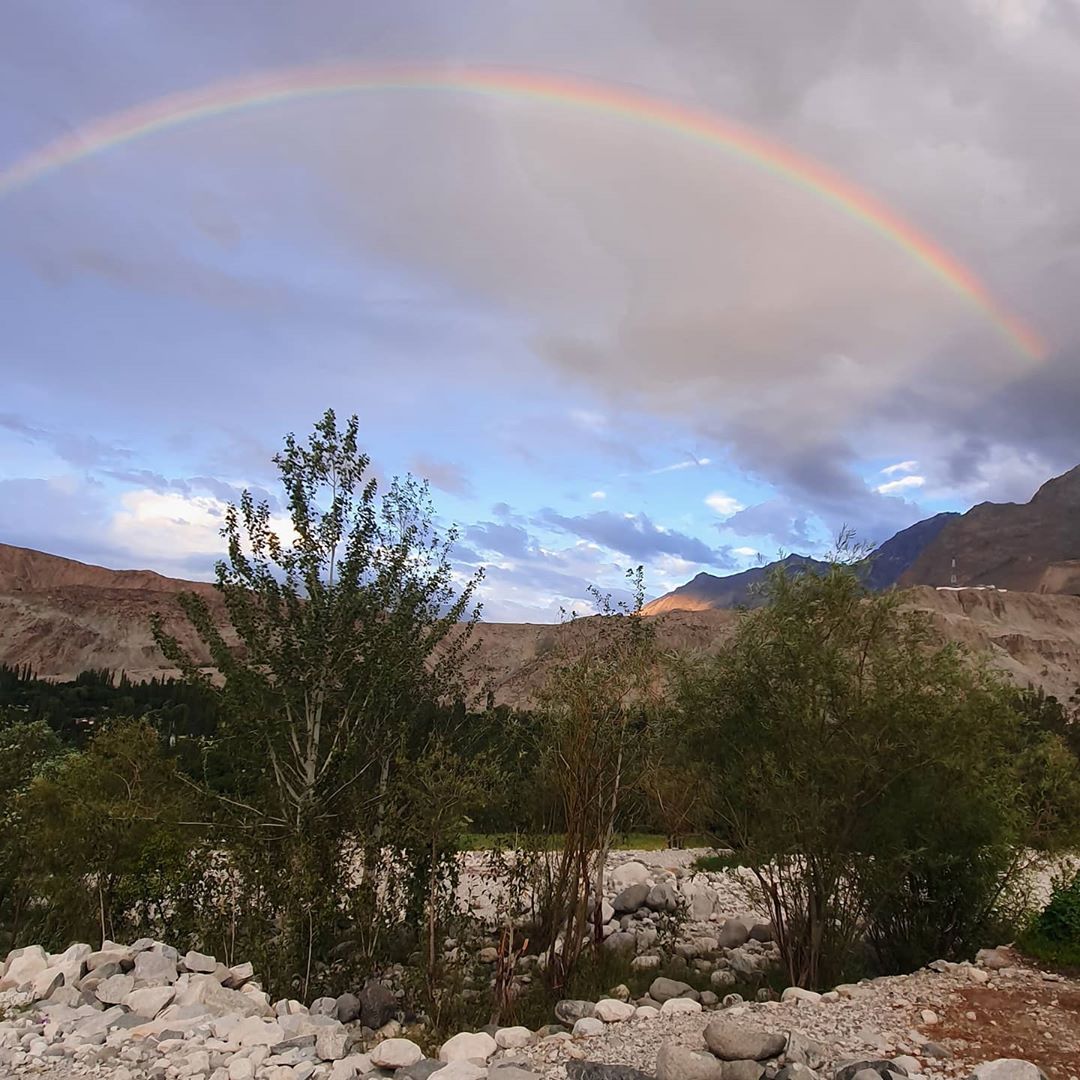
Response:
2,1,1079,620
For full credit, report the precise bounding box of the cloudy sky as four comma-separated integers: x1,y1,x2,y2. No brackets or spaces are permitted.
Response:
2,1,1079,619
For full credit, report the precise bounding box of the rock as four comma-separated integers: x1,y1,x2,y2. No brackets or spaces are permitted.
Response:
49,942,91,987
781,988,822,1006
332,991,361,1023
556,1000,596,1024
967,967,990,985
175,973,269,1018
711,970,737,990
701,991,718,1007
656,1041,725,1080
360,979,398,1029
631,955,661,971
921,1043,950,1060
311,996,338,1016
834,1060,908,1080
649,977,695,1003
233,1016,285,1046
970,1062,1049,1080
604,931,638,954
478,947,499,963
636,1006,660,1019
495,1026,536,1049
316,1025,349,1061
721,994,744,1008
572,1017,605,1037
228,1059,255,1080
610,861,650,887
96,973,135,1004
183,950,218,973
919,1009,939,1026
224,961,255,987
609,983,631,1001
433,1063,486,1080
30,966,64,1000
86,946,131,971
975,948,1012,971
594,999,636,1022
718,920,751,949
724,1063,765,1080
491,1068,543,1080
660,998,703,1016
748,923,774,943
123,985,176,1017
2,945,48,987
776,1066,819,1080
133,950,178,987
704,1020,786,1062
728,951,759,978
890,1058,920,1076
370,1038,424,1069
785,1032,826,1070
332,1055,374,1080
566,1063,652,1080
439,1031,497,1063
646,883,680,912
613,884,651,914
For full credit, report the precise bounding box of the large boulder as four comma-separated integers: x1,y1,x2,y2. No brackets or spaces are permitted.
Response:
660,998,702,1016
724,1064,765,1080
717,920,750,949
785,1032,826,1070
649,977,695,1003
556,1000,596,1024
495,1026,536,1049
970,1064,1048,1080
360,979,398,1029
1,945,48,988
133,950,178,987
49,943,91,987
613,884,651,914
183,950,218,973
646,883,680,913
573,1017,605,1037
704,1020,786,1062
335,992,361,1023
610,861,651,888
975,949,1012,971
439,1031,497,1063
175,973,269,1018
95,973,135,1004
122,985,176,1018
656,1042,725,1080
603,931,637,954
371,1040,425,1070
30,967,64,1001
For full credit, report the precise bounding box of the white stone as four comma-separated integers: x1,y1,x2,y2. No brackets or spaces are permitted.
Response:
572,1017,605,1037
594,998,636,1022
30,966,64,1000
315,1026,349,1061
781,987,822,1005
123,985,176,1017
95,973,135,1004
184,950,219,973
227,1058,255,1080
495,1026,536,1049
920,1009,939,1025
369,1038,423,1069
2,945,48,986
609,861,650,887
971,1061,1048,1080
433,1062,487,1080
329,1053,374,1080
133,950,178,986
439,1030,497,1062
233,1016,285,1046
660,997,703,1016
631,955,661,971
48,943,91,987
635,1006,660,1020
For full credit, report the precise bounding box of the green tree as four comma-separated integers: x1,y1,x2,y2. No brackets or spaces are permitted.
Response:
153,409,483,994
675,548,1067,987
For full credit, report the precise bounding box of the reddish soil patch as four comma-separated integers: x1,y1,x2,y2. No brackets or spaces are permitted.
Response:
936,980,1080,1080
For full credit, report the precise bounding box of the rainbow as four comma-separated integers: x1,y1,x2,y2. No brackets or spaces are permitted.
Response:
0,64,1046,360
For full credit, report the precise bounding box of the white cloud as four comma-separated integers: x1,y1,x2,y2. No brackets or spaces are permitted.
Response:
647,456,712,475
881,460,919,476
733,546,759,557
875,474,925,495
590,490,606,500
705,491,745,516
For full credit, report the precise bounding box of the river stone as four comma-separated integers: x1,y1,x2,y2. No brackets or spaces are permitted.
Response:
636,1005,660,1020
724,1063,765,1080
2,945,48,987
610,861,650,887
49,943,91,987
371,1039,424,1069
573,1017,605,1037
656,1042,725,1080
776,1066,820,1080
649,977,695,1003
603,931,637,954
439,1031,497,1063
835,1060,908,1080
661,998,703,1016
612,884,651,914
311,997,338,1016
86,947,130,972
748,923,774,943
717,920,750,949
316,1025,349,1061
334,992,361,1023
785,1032,826,1070
30,967,64,1000
394,1057,441,1080
975,949,1012,971
495,1027,536,1049
781,988,822,1006
556,1000,595,1024
594,999,636,1022
183,950,218,973
970,1062,1049,1080
567,1063,653,1080
646,883,680,912
704,1020,786,1062
435,1063,487,1080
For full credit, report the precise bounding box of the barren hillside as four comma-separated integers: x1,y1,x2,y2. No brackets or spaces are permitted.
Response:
2,543,1078,706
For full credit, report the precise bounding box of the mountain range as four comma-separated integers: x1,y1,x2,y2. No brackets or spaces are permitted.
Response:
643,465,1080,614
1,464,1079,704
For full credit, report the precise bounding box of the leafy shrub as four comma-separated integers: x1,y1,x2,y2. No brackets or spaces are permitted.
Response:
1021,872,1080,967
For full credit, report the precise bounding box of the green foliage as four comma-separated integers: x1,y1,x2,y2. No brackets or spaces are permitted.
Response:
1021,872,1080,967
674,541,1077,987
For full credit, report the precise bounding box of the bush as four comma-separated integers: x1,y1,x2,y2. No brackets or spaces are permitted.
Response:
1021,872,1080,967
